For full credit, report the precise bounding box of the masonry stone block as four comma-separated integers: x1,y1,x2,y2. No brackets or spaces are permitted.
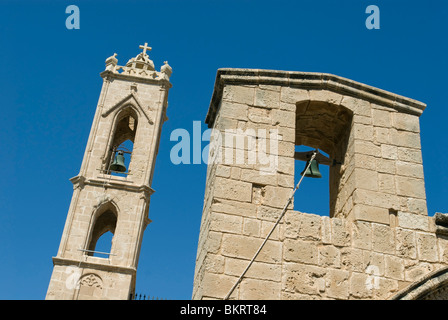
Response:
350,272,372,299
416,232,438,262
280,87,309,104
214,177,253,202
353,123,374,141
221,233,282,263
390,129,421,149
240,278,281,300
220,101,249,122
341,95,371,117
396,161,424,179
354,140,381,157
352,220,372,250
263,186,292,209
331,218,351,247
223,85,255,105
381,144,398,160
318,245,341,268
201,273,239,299
327,269,349,299
242,218,261,237
392,112,420,133
396,228,417,259
282,263,326,296
210,212,243,234
283,238,318,264
374,127,390,145
372,108,391,127
396,176,426,199
354,168,378,191
397,147,423,164
341,247,364,272
372,223,395,254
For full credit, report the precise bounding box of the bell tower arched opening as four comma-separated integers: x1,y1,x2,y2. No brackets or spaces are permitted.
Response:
105,106,138,176
87,204,118,257
293,99,353,218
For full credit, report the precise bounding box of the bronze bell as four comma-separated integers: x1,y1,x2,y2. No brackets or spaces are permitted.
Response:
110,150,127,172
301,159,322,178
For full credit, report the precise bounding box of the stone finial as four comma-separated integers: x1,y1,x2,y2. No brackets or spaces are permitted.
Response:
161,61,172,78
101,44,173,83
105,53,118,71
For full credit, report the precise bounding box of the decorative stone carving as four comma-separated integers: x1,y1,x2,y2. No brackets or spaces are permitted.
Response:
435,212,448,236
80,274,103,289
78,274,103,299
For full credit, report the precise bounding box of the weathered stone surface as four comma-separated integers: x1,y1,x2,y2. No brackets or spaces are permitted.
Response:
221,234,282,264
223,85,255,105
283,238,318,264
395,176,426,199
397,147,423,164
392,112,420,133
416,232,438,262
240,278,281,299
396,228,417,259
352,220,372,250
318,245,341,268
214,177,253,202
390,129,421,149
210,212,243,234
282,263,326,296
195,69,443,302
371,108,391,128
327,269,349,299
372,223,395,254
396,161,424,179
280,87,309,104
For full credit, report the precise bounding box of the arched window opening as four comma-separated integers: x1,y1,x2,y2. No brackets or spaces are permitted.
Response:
293,99,353,217
87,209,117,258
93,231,114,257
106,107,138,176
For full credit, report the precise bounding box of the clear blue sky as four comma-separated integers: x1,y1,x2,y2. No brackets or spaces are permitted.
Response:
0,0,447,300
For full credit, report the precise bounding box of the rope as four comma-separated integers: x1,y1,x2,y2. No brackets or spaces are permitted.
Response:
223,150,318,300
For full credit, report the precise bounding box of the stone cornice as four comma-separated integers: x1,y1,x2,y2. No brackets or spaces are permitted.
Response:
100,70,173,89
205,68,427,127
52,256,136,276
70,175,155,199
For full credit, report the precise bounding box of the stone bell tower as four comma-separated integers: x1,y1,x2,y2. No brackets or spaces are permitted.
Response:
193,68,448,300
46,44,172,300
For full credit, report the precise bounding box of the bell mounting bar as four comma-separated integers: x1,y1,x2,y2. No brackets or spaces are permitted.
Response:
294,150,341,166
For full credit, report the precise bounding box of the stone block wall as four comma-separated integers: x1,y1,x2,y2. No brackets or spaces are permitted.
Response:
193,207,448,299
46,261,135,300
193,69,446,300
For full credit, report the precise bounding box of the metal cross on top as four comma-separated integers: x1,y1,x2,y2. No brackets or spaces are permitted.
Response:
139,42,152,56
